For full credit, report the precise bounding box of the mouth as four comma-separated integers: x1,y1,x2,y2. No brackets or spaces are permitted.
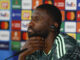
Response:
27,28,34,33
28,29,37,37
28,29,33,32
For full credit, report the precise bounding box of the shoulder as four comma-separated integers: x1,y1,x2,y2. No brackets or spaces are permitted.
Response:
60,33,77,45
58,33,77,52
55,33,78,59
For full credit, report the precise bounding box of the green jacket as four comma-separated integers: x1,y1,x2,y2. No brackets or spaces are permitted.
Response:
26,33,77,60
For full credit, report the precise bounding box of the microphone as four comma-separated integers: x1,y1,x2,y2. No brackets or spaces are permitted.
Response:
5,48,27,60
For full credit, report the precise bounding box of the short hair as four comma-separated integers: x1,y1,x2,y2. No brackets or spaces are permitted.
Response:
36,4,62,34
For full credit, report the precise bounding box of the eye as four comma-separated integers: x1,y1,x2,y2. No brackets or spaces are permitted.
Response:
36,17,40,21
32,16,40,22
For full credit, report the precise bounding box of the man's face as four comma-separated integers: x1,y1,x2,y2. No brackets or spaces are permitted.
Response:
28,9,51,38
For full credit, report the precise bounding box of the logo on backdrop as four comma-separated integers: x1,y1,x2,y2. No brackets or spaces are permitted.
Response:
76,34,80,43
11,41,20,51
54,0,65,10
65,11,76,21
21,21,30,31
12,20,21,30
60,22,64,32
77,0,80,10
21,42,25,50
32,0,43,9
22,0,32,9
12,9,21,20
0,10,10,20
77,11,80,21
21,32,28,40
61,11,65,21
0,31,10,41
22,10,32,20
77,22,80,33
43,0,53,5
0,21,9,30
12,0,21,9
0,42,9,50
67,33,76,39
65,0,77,10
0,0,10,9
65,22,76,33
11,31,21,41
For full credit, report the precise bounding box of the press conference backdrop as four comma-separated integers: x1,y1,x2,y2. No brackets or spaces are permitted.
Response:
0,0,80,60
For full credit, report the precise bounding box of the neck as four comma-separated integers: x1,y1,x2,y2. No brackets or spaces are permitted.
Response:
43,32,56,54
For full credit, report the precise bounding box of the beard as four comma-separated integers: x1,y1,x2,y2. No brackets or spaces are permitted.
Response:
28,29,49,39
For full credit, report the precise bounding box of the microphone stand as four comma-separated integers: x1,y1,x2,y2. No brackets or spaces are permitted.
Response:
5,48,27,60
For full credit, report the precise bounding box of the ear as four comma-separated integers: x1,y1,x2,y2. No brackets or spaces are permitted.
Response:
50,22,58,32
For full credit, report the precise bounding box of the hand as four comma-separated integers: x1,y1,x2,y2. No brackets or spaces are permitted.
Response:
18,36,45,60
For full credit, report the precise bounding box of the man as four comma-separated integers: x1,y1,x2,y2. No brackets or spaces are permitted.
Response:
18,4,79,60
